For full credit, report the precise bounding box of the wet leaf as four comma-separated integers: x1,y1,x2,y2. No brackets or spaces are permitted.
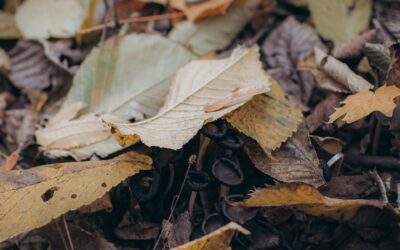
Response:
169,0,260,56
244,123,325,187
173,222,250,250
308,0,372,44
170,0,233,22
227,80,303,156
328,85,400,124
109,46,271,150
262,16,324,104
236,183,387,221
0,151,152,242
15,0,86,39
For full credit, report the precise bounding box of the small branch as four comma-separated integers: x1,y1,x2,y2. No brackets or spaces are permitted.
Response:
78,12,185,35
344,154,400,171
371,170,389,203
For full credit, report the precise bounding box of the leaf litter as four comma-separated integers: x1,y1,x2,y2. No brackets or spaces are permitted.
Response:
0,0,400,249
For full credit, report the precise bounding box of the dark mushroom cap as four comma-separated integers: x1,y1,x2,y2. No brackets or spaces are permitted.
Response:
221,194,258,224
186,170,211,191
152,148,182,169
130,170,160,203
201,119,227,139
212,157,244,186
215,129,244,150
201,213,229,235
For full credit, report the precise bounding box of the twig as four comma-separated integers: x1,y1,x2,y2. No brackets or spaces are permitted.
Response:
56,219,69,250
78,12,185,35
63,216,74,250
371,170,389,203
344,154,400,171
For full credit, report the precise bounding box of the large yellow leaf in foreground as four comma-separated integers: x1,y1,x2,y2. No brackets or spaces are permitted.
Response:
227,79,303,156
173,222,249,250
109,46,272,150
236,183,387,221
0,152,152,242
328,84,400,124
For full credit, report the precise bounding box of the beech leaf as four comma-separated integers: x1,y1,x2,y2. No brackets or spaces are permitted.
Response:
173,222,250,250
308,0,372,45
227,80,303,156
328,84,400,124
0,151,152,242
236,183,386,221
109,46,272,150
170,0,233,22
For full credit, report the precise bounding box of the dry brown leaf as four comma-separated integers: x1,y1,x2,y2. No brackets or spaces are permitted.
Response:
227,79,303,156
244,123,325,187
0,151,152,242
387,43,400,88
173,222,250,250
0,151,19,171
0,49,11,71
236,183,386,221
78,193,113,213
328,84,400,124
364,43,390,73
109,46,272,150
314,47,373,93
306,94,342,132
162,211,192,248
332,29,377,60
0,11,21,39
170,0,233,22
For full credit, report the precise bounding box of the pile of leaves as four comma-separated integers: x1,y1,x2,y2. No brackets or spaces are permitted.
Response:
0,0,400,249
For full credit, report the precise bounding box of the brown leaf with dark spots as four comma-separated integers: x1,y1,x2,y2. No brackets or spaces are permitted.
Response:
244,123,325,187
262,16,325,104
332,29,377,60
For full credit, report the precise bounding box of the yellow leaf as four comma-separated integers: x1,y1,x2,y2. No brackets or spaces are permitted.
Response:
0,151,152,241
236,183,387,221
109,46,272,150
173,222,250,250
170,0,233,22
308,0,372,45
227,80,303,156
328,84,400,124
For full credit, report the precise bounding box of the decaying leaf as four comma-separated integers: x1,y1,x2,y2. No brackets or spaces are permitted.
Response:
328,85,400,124
0,11,21,39
244,123,325,187
314,47,373,92
364,43,390,73
162,211,192,249
236,183,387,221
0,151,152,242
308,0,372,44
227,79,303,156
173,222,250,250
15,0,86,39
306,94,342,132
169,0,260,56
170,0,233,22
38,34,194,159
109,46,271,150
387,43,400,87
262,16,324,103
332,29,377,60
0,49,11,71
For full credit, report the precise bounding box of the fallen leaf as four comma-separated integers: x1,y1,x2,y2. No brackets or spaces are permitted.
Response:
115,221,160,240
332,29,377,60
262,16,324,104
244,123,325,187
387,43,400,87
364,43,390,73
236,183,386,221
308,0,372,44
15,0,86,39
227,79,303,156
171,0,233,22
38,34,194,159
0,151,152,242
306,94,342,132
169,0,260,56
0,49,11,71
0,151,19,171
328,85,400,124
139,0,167,5
8,40,73,91
109,46,271,149
314,47,373,93
173,222,250,250
162,211,192,248
0,11,21,39
78,193,113,213
310,135,344,154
